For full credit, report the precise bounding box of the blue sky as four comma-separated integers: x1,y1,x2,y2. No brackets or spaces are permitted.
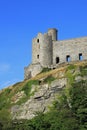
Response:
0,0,87,89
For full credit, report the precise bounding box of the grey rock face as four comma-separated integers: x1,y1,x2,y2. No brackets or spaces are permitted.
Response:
11,78,67,120
24,63,42,79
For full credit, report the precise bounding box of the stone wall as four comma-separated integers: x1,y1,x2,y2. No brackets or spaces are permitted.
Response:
24,63,42,80
32,33,41,64
53,37,87,65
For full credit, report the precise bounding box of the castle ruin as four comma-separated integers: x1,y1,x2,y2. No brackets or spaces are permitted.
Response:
24,28,87,79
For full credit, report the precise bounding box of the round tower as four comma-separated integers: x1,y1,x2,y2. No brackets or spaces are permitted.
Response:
40,33,52,67
48,28,58,41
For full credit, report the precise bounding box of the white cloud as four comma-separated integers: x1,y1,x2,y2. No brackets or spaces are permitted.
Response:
0,63,10,73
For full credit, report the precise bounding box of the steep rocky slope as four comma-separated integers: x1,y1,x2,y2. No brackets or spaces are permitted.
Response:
0,60,87,121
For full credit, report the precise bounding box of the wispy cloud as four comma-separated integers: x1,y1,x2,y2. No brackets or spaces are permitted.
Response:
0,81,11,88
0,63,10,73
0,79,22,89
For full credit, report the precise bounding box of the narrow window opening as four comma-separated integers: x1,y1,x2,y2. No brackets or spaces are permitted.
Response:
37,39,39,43
66,55,71,62
79,53,83,60
56,57,59,64
37,55,39,59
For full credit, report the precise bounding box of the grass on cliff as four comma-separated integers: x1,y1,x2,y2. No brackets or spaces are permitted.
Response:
1,80,87,130
16,80,39,105
0,62,87,125
0,75,56,109
43,75,56,84
0,88,12,110
22,80,39,96
80,65,87,76
0,80,39,111
17,76,56,105
66,65,76,85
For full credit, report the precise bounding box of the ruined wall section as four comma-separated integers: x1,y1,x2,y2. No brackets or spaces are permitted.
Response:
32,33,42,64
53,37,87,65
24,63,42,79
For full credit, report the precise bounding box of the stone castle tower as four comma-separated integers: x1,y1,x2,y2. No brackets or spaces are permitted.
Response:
24,28,87,79
32,28,57,67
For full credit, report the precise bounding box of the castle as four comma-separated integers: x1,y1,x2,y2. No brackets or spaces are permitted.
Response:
24,28,87,79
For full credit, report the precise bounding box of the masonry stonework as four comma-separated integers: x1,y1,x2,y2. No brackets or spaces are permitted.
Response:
24,28,87,79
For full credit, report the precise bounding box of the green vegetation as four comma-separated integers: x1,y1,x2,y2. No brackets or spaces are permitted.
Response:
43,75,56,84
0,109,11,122
80,66,87,76
66,65,76,85
17,80,39,105
0,80,39,121
67,64,76,70
70,80,87,129
22,80,39,96
0,80,39,109
0,88,11,110
0,64,87,129
0,80,87,130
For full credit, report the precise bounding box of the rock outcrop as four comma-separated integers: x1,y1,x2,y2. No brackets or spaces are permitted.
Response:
11,78,67,120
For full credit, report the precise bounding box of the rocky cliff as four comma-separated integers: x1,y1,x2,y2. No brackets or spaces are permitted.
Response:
0,60,87,121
